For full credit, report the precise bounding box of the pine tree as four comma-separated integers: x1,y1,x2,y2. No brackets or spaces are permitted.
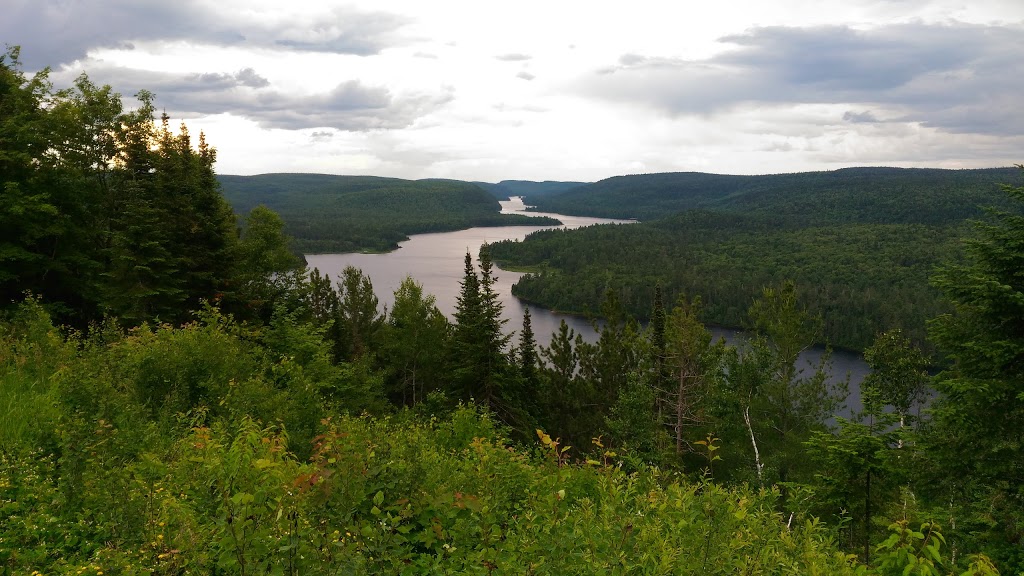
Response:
336,266,382,360
661,295,721,456
925,166,1024,566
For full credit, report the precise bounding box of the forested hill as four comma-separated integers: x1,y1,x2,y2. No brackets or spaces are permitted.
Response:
492,166,1024,351
218,174,560,253
473,179,588,200
530,167,1021,221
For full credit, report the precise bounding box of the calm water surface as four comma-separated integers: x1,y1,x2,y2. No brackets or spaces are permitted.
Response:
305,197,631,346
305,197,871,415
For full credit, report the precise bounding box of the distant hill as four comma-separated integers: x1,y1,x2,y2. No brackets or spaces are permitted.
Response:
218,174,560,253
530,167,1021,222
474,180,587,201
492,166,1024,350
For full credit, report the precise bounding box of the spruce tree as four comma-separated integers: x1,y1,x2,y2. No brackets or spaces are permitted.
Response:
451,251,483,399
518,307,539,383
925,167,1024,566
450,247,513,418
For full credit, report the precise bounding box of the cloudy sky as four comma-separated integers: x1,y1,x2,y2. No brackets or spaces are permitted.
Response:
6,0,1023,181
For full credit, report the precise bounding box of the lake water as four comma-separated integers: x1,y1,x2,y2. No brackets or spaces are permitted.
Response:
305,197,872,415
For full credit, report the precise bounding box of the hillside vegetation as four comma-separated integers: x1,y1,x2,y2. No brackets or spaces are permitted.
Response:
529,167,1018,221
473,179,587,200
4,49,1020,575
492,167,1022,350
219,174,560,253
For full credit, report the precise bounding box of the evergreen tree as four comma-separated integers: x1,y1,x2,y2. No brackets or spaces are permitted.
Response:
451,251,483,398
925,166,1024,567
649,283,669,393
661,296,722,457
539,320,591,443
306,267,341,327
579,289,638,409
477,244,513,380
518,307,539,384
449,247,514,420
335,266,382,360
0,54,240,326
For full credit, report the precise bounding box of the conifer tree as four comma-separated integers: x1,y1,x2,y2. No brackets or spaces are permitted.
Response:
336,266,382,360
518,307,539,383
539,320,589,442
450,247,513,418
925,167,1024,566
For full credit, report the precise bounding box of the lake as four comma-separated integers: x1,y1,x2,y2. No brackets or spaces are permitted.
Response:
305,197,872,415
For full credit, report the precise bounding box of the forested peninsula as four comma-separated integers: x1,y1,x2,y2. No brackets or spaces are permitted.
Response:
3,48,1024,575
491,168,1021,350
218,174,561,254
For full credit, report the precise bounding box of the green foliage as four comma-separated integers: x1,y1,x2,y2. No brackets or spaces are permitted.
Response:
924,166,1024,569
380,276,451,406
659,295,726,459
335,265,384,361
449,247,518,425
232,205,304,319
862,329,930,423
0,297,71,451
492,168,1022,351
473,179,587,200
530,167,1018,223
1,50,239,328
218,174,562,253
0,285,873,575
873,521,949,576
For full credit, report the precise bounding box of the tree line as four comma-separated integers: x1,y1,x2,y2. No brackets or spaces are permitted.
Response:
218,173,561,254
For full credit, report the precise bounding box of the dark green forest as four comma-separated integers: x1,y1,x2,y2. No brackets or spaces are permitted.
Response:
472,180,587,201
492,168,1021,351
3,48,1023,575
219,174,561,254
529,168,1019,221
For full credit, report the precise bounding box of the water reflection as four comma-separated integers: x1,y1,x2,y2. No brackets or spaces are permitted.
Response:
304,197,871,417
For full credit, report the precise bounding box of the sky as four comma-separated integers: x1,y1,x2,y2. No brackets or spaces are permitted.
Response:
5,0,1023,182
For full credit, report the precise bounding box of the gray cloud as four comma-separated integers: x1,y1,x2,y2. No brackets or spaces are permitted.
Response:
843,110,880,123
516,71,536,81
580,22,1024,136
3,0,410,68
496,53,532,62
51,64,452,131
188,68,270,89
